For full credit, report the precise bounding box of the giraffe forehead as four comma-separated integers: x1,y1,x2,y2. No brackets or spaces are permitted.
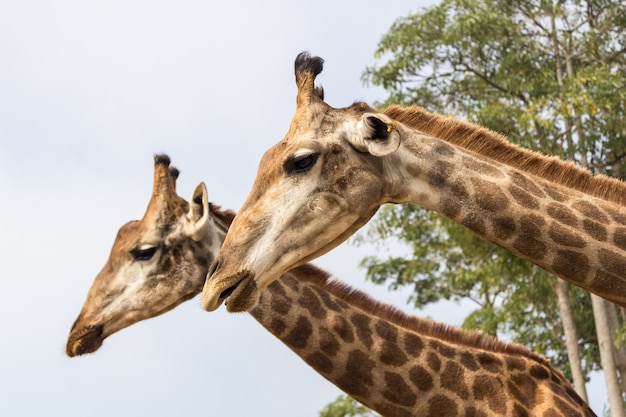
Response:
112,221,141,251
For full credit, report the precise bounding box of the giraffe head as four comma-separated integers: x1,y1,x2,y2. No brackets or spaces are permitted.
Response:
202,52,410,312
66,154,225,357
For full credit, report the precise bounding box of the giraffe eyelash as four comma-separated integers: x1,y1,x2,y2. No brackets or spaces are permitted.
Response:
130,246,158,261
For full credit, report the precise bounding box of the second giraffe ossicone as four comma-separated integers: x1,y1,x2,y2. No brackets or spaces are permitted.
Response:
203,52,626,312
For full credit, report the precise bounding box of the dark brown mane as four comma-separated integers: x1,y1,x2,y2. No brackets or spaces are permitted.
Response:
209,203,237,226
290,263,555,370
383,105,626,206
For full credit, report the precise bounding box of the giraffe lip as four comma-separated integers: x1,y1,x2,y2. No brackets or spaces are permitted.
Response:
218,275,248,301
66,324,104,357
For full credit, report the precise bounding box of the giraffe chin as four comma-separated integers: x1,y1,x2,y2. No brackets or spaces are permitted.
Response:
66,325,104,357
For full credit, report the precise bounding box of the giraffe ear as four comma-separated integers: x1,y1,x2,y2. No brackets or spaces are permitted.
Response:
348,113,401,157
186,182,211,240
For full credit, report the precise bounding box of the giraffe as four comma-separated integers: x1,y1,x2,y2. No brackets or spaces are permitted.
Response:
202,52,626,313
67,154,596,416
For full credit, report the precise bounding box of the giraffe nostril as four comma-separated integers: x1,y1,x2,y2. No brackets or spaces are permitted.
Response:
207,256,222,280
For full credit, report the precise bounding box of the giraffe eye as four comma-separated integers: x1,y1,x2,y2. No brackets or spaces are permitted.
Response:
285,152,320,175
131,246,158,261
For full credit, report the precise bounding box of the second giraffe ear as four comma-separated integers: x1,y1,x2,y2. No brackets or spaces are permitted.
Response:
186,182,211,241
348,113,401,157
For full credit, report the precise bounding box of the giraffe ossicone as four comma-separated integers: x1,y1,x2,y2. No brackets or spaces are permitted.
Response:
68,154,596,416
202,51,626,312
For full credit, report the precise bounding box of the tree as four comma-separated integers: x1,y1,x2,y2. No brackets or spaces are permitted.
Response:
319,395,379,417
359,0,626,413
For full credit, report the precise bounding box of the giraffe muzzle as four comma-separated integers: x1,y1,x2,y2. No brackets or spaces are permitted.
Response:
66,324,104,357
202,265,255,312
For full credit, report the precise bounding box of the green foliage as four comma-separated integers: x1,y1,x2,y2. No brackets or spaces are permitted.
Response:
357,0,626,379
318,395,379,417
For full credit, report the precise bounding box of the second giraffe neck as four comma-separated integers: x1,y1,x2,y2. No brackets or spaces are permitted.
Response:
383,106,626,307
250,263,594,416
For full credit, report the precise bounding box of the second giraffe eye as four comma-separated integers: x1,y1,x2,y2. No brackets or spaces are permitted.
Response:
286,152,320,175
131,246,158,261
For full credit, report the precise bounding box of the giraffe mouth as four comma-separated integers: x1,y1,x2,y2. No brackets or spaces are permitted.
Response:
218,273,249,301
66,324,104,357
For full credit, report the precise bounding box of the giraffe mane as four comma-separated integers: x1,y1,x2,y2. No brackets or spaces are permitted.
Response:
383,105,626,206
209,203,236,226
290,262,554,369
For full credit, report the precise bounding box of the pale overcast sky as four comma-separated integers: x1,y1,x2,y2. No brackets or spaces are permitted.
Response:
0,0,606,415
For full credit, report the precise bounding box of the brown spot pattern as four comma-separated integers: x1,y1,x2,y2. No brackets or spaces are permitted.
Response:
404,333,425,357
439,183,469,220
305,352,333,374
553,391,584,417
505,356,527,372
572,200,609,223
508,373,537,406
283,315,312,349
548,224,587,248
551,250,590,283
375,320,399,342
604,205,626,224
614,227,626,252
582,219,608,242
440,361,470,400
317,289,345,312
472,178,510,212
430,340,456,358
512,172,546,197
462,156,505,178
408,365,434,391
543,186,569,202
546,203,578,227
426,352,441,372
462,212,487,235
427,161,454,189
380,341,408,366
510,185,540,209
427,394,458,417
493,216,517,240
319,326,340,357
440,197,462,219
269,318,286,336
460,352,480,371
599,249,626,278
382,372,417,407
472,375,507,414
297,286,327,319
465,407,488,417
477,352,503,373
512,216,547,261
331,315,355,343
270,295,291,316
529,364,550,380
337,350,375,397
433,141,455,157
350,313,373,349
512,403,530,417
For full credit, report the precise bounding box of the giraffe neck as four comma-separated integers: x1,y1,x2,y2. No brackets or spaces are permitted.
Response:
249,263,595,416
208,206,592,414
383,106,626,307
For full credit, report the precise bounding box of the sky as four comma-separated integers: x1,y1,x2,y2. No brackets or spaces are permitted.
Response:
0,0,607,415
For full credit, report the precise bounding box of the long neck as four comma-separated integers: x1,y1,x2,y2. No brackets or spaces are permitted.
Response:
250,263,594,416
383,106,626,308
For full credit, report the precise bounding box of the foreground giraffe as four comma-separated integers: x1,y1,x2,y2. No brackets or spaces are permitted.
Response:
202,52,626,312
68,155,595,416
